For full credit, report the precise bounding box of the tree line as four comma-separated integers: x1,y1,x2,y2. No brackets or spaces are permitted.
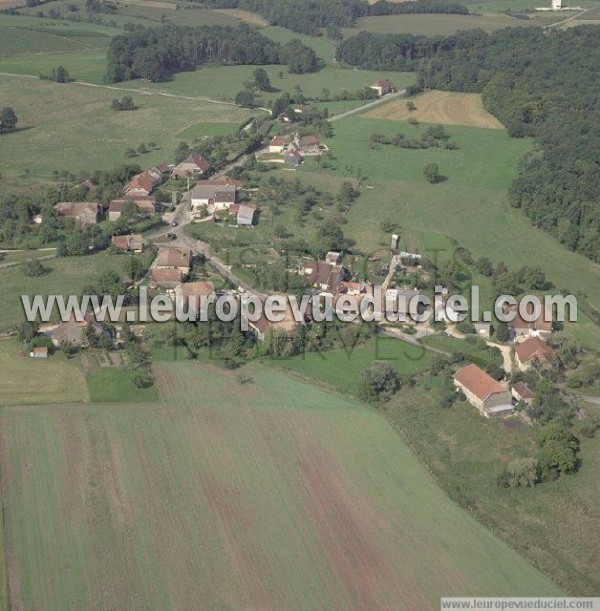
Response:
105,24,319,83
201,0,468,35
338,25,600,263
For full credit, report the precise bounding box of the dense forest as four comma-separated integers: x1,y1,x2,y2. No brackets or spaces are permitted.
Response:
200,0,468,35
338,26,600,262
105,24,318,82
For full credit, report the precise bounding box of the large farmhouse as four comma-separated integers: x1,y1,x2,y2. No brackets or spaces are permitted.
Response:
54,202,101,226
173,154,211,179
453,363,513,417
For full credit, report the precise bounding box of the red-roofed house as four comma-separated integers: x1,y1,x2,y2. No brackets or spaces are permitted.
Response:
111,234,144,252
453,363,513,417
108,198,155,221
370,79,396,97
54,202,101,226
269,135,289,153
151,246,193,287
172,154,211,179
505,300,553,337
515,337,556,371
123,170,162,197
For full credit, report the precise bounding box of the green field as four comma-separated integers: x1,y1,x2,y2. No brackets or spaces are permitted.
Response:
343,12,562,36
87,367,158,402
0,361,561,610
0,338,89,406
272,336,435,393
122,65,415,105
0,75,251,178
383,380,600,595
0,252,134,331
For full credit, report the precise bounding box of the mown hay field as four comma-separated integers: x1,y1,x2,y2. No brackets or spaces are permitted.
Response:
365,90,505,130
0,362,560,610
0,339,88,406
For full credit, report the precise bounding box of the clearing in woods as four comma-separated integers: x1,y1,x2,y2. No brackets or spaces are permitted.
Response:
364,90,505,130
0,362,561,611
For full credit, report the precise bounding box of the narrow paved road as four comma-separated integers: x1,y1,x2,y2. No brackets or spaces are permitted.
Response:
329,89,407,122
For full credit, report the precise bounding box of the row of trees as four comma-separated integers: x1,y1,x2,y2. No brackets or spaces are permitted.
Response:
202,0,468,35
105,24,319,83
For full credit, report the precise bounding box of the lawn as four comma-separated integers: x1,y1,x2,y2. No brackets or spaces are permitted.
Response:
0,338,89,406
295,116,600,345
87,367,158,402
271,336,435,393
0,252,132,331
382,379,600,595
0,361,560,610
0,75,252,179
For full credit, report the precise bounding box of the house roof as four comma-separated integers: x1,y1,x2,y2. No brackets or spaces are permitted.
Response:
49,313,107,344
191,183,238,202
111,234,143,251
175,281,215,298
237,204,257,224
124,172,156,195
109,199,155,214
154,247,192,268
372,79,394,88
515,337,555,364
299,134,319,147
306,261,344,288
454,363,508,402
511,381,535,400
505,300,553,332
33,346,48,355
270,136,287,146
179,154,211,172
151,267,184,285
54,202,100,224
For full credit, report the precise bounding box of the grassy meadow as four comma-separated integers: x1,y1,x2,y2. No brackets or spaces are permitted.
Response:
0,252,133,331
0,75,252,179
382,379,600,595
0,361,561,610
0,338,89,406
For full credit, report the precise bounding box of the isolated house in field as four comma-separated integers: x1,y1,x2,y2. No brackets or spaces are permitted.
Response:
151,246,193,287
30,346,48,358
190,178,242,214
514,336,556,371
369,79,396,97
237,204,257,226
108,197,156,221
453,363,513,417
172,154,211,179
505,300,553,337
511,381,535,406
111,234,144,253
54,202,101,226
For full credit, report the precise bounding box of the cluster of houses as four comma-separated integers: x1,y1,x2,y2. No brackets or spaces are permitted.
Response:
267,132,324,167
